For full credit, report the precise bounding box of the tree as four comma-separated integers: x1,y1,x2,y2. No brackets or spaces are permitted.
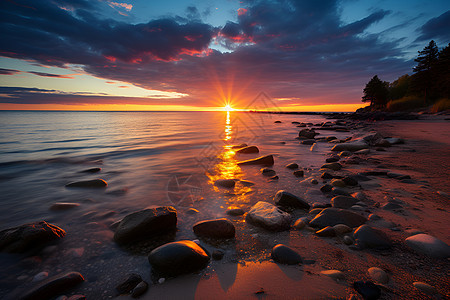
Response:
412,40,439,102
362,75,389,107
433,43,450,99
389,74,410,100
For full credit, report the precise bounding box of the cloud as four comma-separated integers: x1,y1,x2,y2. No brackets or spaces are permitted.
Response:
0,68,21,75
416,10,450,43
0,0,428,108
28,71,74,79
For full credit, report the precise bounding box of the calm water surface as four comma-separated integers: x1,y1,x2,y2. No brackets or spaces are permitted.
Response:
0,111,347,298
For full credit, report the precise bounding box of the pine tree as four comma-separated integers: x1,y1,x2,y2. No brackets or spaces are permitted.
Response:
433,43,450,99
362,75,389,107
412,40,439,102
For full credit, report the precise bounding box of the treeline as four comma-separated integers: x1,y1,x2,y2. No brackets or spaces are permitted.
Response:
362,40,450,112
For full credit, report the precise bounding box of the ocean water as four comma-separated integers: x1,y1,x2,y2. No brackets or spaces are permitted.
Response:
0,111,350,298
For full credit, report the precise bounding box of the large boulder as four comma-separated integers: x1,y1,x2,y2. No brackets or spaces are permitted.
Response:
237,155,274,166
148,240,210,276
331,141,369,152
193,218,235,239
274,190,310,210
405,234,450,258
20,272,84,300
114,207,177,245
246,201,291,231
353,225,392,249
271,244,302,265
235,146,259,154
309,208,367,228
330,196,359,209
0,221,65,253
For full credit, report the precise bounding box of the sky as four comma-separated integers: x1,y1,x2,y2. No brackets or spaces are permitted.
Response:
0,0,449,111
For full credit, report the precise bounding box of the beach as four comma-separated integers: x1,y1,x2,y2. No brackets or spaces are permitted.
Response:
0,111,449,299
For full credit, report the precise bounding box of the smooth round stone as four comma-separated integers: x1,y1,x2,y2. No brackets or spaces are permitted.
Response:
320,270,345,281
32,271,49,282
330,179,346,187
338,151,352,157
261,168,276,176
368,214,381,221
343,235,354,245
309,208,367,228
214,179,236,188
246,201,291,231
310,179,318,184
274,190,310,210
320,184,333,193
316,226,336,237
309,208,323,215
331,196,358,209
286,163,298,169
321,172,334,179
353,225,392,249
21,272,84,300
193,218,235,239
333,224,352,235
269,175,279,181
131,281,148,298
343,176,358,186
226,207,245,216
413,282,437,295
353,281,381,300
293,218,308,230
271,244,302,265
405,234,450,258
326,156,340,163
148,240,210,277
368,267,389,284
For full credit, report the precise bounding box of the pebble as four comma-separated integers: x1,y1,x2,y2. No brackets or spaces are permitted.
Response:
21,272,84,300
239,180,255,186
261,168,276,176
326,156,340,163
237,155,274,166
271,244,302,265
413,282,437,295
321,162,342,171
309,208,323,215
274,190,310,210
343,235,354,245
309,208,367,228
320,270,345,281
32,271,49,282
293,217,308,230
321,172,334,179
235,146,259,154
310,179,318,184
368,267,389,284
331,196,358,209
186,208,199,215
353,225,392,249
131,281,148,298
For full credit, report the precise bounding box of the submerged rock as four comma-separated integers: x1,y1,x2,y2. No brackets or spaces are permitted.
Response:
405,234,450,258
214,179,236,188
309,208,367,228
236,146,259,154
0,221,65,253
237,155,274,166
193,218,235,239
113,206,177,245
353,225,392,249
148,240,210,277
246,201,291,231
21,272,84,300
274,190,310,210
286,163,299,169
271,244,302,265
65,179,107,188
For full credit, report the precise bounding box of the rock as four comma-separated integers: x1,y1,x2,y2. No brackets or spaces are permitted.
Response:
368,214,381,221
80,167,101,173
214,179,236,188
237,155,274,166
343,235,354,245
309,208,367,228
385,137,404,145
148,240,210,277
321,270,345,281
353,225,392,249
316,226,336,237
293,217,308,229
326,156,340,163
274,190,310,210
274,120,282,123
239,180,255,186
338,151,352,157
293,170,304,177
116,273,142,294
312,203,329,209
310,179,318,184
269,175,279,181
50,203,80,211
405,234,450,258
321,162,342,171
321,172,334,179
113,206,177,245
0,221,65,253
246,201,291,231
355,149,370,155
331,187,351,196
298,129,317,139
353,281,381,300
226,207,245,216
381,202,402,210
21,272,84,300
331,141,369,152
333,224,352,235
343,176,358,186
236,146,259,154
286,163,298,169
65,179,107,188
413,282,437,295
309,208,323,215
320,184,333,193
331,196,359,209
374,139,391,147
212,250,224,260
193,218,235,239
271,244,302,265
231,143,248,149
261,168,276,176
32,271,49,282
405,229,423,236
368,267,389,284
186,208,199,215
301,139,316,145
330,179,346,187
352,192,367,201
131,281,148,298
67,295,86,300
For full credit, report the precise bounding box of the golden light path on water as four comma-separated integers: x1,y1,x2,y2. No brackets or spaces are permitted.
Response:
207,110,253,205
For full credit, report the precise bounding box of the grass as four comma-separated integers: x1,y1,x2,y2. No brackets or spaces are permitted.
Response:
431,98,450,113
386,96,425,112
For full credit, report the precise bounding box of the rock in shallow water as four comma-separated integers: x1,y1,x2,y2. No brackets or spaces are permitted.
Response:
148,240,210,277
113,206,177,245
21,272,84,300
226,207,245,216
246,201,291,231
0,221,65,253
286,163,298,169
309,208,367,228
65,179,107,188
271,244,302,265
237,155,274,166
274,190,310,210
236,145,259,154
214,179,236,188
193,218,235,239
405,234,450,258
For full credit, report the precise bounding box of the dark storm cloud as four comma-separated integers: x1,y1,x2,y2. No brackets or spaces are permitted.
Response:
0,0,441,107
416,10,450,43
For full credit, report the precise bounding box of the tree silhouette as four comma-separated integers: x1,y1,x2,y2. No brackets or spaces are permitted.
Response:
362,75,389,107
433,43,450,99
412,40,439,102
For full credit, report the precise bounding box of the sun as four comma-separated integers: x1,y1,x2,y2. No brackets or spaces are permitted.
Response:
224,104,234,111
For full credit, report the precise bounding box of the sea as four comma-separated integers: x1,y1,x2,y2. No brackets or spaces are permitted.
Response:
0,111,350,298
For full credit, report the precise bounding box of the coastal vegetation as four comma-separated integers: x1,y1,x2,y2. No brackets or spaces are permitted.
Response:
362,40,450,112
